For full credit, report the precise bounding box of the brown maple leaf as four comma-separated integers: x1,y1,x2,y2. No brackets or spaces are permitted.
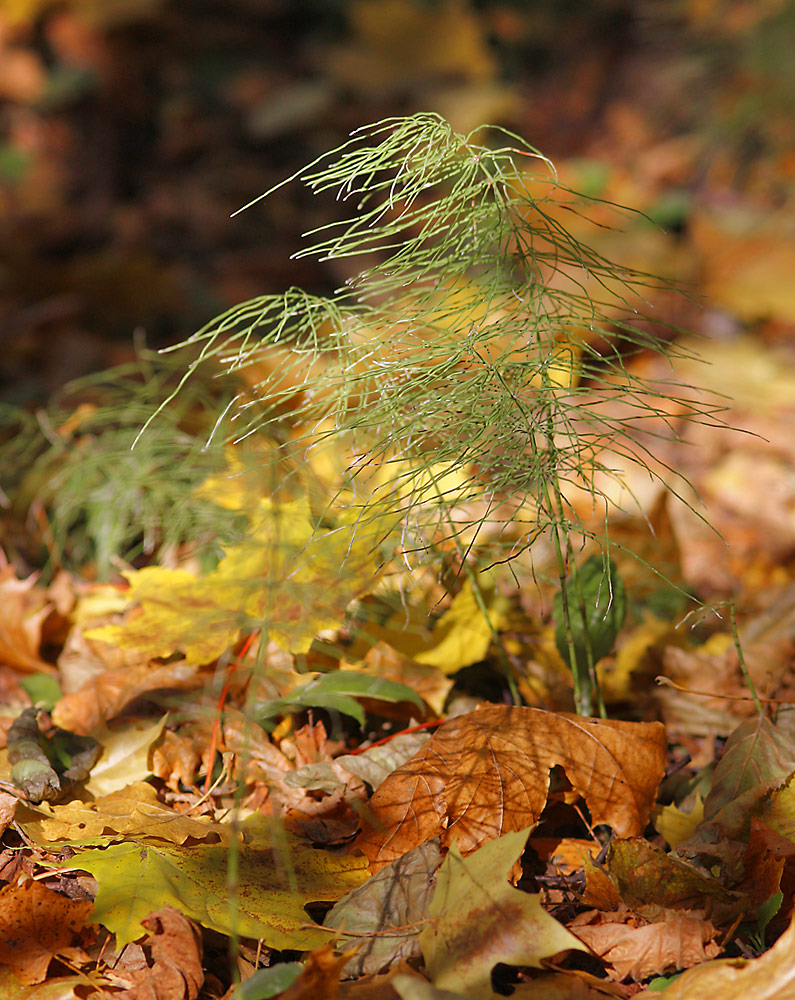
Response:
356,705,667,869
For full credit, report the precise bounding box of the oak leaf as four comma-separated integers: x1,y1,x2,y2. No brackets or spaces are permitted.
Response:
357,705,667,868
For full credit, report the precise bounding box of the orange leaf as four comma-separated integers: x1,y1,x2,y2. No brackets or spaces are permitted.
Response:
0,879,93,985
356,705,667,868
277,945,357,1000
0,566,55,674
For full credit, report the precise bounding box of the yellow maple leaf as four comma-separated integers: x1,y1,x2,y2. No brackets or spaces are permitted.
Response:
415,573,509,674
88,496,386,664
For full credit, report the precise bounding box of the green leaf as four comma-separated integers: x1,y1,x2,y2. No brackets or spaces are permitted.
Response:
254,669,424,727
700,715,795,840
554,555,627,713
233,964,303,1000
554,555,627,670
70,824,370,948
19,674,62,711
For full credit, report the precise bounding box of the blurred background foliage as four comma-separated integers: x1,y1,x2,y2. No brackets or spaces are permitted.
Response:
1,0,793,585
1,0,792,404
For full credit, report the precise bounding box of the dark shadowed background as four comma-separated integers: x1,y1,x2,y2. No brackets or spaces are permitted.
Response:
1,0,792,403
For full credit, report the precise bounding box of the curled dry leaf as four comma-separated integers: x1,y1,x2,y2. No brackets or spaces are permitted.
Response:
357,705,667,869
0,790,18,836
115,906,203,1000
570,909,721,982
635,915,795,1000
0,566,56,674
52,661,200,735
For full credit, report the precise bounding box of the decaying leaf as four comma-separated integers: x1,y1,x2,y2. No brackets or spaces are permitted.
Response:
113,907,203,1000
698,715,795,841
71,820,370,948
325,839,443,977
357,705,667,867
635,914,795,1000
418,828,585,999
0,878,93,985
606,839,742,916
570,909,721,981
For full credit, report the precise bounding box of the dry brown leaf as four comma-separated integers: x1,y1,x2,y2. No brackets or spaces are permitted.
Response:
0,877,93,984
571,909,720,982
16,781,226,845
635,914,795,1000
735,819,786,912
0,565,56,674
0,790,18,836
277,944,357,1000
356,705,667,869
52,660,200,734
150,728,205,792
57,618,149,693
114,907,204,1000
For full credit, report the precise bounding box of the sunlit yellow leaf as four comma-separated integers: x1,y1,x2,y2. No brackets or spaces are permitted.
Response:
87,496,386,663
17,781,225,846
415,574,509,674
655,793,705,850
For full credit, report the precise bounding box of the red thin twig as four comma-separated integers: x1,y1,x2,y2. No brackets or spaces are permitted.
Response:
203,631,258,793
346,719,441,755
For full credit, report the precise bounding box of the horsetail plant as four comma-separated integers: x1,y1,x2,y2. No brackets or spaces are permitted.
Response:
4,114,723,714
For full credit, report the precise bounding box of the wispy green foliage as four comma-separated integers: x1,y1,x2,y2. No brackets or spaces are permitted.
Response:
151,114,719,582
0,349,243,576
2,114,722,715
